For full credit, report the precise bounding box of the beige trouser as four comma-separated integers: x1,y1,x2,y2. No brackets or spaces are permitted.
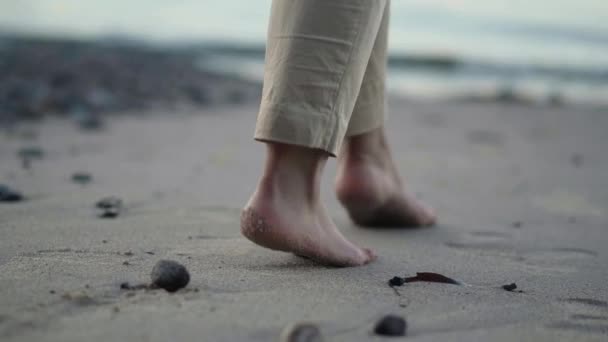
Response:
255,0,390,156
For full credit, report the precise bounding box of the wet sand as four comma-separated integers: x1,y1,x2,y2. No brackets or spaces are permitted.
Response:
0,98,607,341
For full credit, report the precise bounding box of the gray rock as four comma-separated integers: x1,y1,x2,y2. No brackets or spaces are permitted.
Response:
0,184,24,202
150,260,190,292
17,146,44,160
95,196,123,218
71,172,92,185
374,315,407,337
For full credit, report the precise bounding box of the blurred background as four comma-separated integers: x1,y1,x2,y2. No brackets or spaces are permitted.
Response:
1,0,607,123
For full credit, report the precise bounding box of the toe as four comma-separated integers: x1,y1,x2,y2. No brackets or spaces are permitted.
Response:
418,204,437,226
362,248,377,263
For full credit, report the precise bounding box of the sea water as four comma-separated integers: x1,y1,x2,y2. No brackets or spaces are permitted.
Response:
1,0,607,107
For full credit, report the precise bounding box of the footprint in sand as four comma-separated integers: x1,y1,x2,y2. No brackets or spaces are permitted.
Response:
547,298,608,334
444,230,515,254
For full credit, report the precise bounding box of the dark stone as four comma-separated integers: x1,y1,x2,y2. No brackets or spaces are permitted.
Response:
502,283,523,292
96,197,122,209
71,172,92,185
95,197,123,218
502,283,517,291
17,146,44,160
17,146,44,169
280,323,324,342
99,209,120,218
123,251,133,256
388,276,405,287
512,221,523,228
150,260,190,292
0,184,24,202
374,315,407,337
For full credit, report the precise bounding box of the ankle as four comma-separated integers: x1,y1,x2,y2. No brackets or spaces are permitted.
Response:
258,143,327,203
341,127,389,167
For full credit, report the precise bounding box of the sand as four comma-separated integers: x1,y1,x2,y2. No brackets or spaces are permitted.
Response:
0,98,607,341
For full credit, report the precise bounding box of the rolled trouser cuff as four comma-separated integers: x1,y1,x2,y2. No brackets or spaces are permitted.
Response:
254,101,345,156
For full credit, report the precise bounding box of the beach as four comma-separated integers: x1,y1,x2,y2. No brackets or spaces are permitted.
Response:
1,88,607,340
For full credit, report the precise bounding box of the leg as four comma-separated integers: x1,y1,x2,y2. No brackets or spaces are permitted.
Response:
242,0,387,266
335,2,437,227
254,0,388,156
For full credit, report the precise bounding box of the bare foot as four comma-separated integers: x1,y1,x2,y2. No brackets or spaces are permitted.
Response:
241,143,376,267
336,127,436,228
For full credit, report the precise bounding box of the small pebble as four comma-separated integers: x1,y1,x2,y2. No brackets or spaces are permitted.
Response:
0,184,24,202
100,209,120,218
123,251,133,256
17,146,44,160
280,323,324,342
502,283,518,292
388,276,405,287
150,260,190,292
122,261,130,266
374,315,407,337
95,197,123,218
512,221,523,228
17,146,44,169
71,172,92,185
